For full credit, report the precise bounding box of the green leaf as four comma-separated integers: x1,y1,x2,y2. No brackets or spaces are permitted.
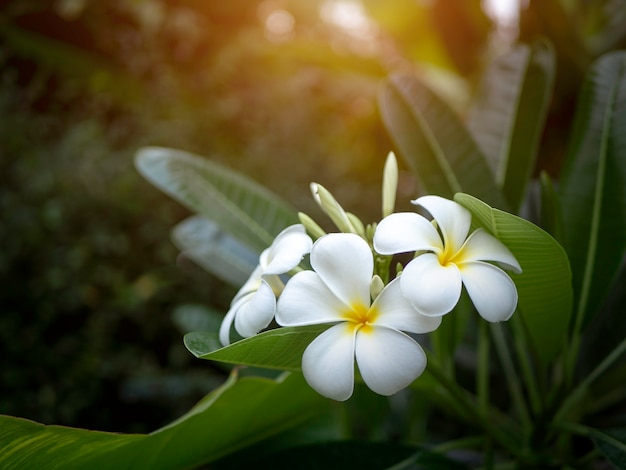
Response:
135,147,299,253
378,73,509,210
539,171,564,243
455,193,573,366
185,325,330,371
0,22,142,103
171,215,257,287
0,372,327,469
559,51,626,328
214,441,469,470
591,427,626,469
467,40,555,211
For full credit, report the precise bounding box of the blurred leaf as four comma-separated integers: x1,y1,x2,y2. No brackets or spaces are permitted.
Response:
171,303,224,335
214,440,469,470
580,0,626,55
591,427,626,469
185,325,330,371
172,215,257,287
0,22,142,103
135,147,299,253
379,73,509,210
580,258,626,375
559,51,626,328
539,171,564,243
0,372,327,469
455,193,573,366
467,40,555,211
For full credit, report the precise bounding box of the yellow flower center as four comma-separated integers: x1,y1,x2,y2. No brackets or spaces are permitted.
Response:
342,302,378,334
437,240,466,267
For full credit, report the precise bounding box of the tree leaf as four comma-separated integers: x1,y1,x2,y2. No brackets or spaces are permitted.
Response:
467,40,555,211
591,427,626,469
135,147,299,253
214,440,469,470
185,325,330,371
171,215,257,287
378,73,509,210
559,51,626,328
454,193,573,366
0,372,327,469
539,171,564,243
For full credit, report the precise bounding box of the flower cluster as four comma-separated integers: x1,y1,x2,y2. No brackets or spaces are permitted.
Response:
219,153,521,401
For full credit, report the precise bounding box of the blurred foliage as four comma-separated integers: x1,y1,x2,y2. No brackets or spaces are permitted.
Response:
1,0,626,435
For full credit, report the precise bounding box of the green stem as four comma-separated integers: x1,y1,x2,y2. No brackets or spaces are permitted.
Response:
426,357,522,459
511,315,542,415
477,320,490,417
490,323,532,431
555,335,626,422
430,435,485,453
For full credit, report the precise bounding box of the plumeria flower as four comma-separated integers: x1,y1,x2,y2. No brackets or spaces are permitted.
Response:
275,233,441,401
219,224,312,346
373,195,522,322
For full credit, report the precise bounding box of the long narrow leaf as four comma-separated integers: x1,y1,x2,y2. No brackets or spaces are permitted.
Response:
135,147,299,253
467,40,555,211
591,427,626,469
559,51,626,328
0,372,326,469
379,73,509,210
455,193,572,366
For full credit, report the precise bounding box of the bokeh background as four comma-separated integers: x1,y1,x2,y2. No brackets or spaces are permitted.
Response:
2,0,625,434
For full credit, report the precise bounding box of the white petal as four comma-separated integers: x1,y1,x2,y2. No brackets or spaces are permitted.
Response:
460,261,519,322
233,280,276,337
310,233,372,307
263,228,312,275
231,266,263,304
302,323,356,401
371,278,442,333
400,253,462,316
219,295,248,346
373,212,442,255
413,196,471,254
459,229,522,273
355,326,427,396
275,271,347,326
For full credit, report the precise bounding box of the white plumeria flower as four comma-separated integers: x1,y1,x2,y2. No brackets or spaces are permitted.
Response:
373,195,522,322
219,224,312,346
275,233,441,401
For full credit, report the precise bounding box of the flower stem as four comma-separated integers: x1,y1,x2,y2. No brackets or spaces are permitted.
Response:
510,315,542,415
490,323,532,431
426,356,522,459
555,334,626,422
477,320,490,417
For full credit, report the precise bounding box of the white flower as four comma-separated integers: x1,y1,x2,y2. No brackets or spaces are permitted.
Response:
275,233,441,401
374,195,522,322
219,224,312,346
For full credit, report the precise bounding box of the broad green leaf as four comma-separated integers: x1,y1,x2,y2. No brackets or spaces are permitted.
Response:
591,427,626,469
378,73,509,210
559,51,626,328
135,147,299,253
0,372,327,469
455,193,573,365
185,325,330,371
171,215,257,287
467,40,555,212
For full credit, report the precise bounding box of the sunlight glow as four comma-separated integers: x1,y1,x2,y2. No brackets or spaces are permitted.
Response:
320,0,378,56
